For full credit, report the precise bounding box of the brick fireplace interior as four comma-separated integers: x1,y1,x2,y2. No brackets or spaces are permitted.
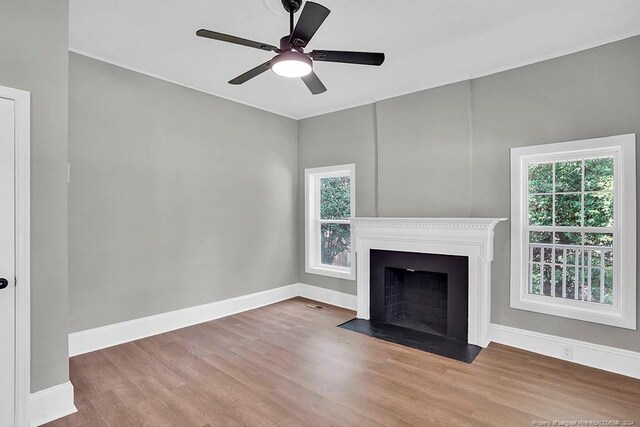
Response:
384,267,449,337
370,250,469,343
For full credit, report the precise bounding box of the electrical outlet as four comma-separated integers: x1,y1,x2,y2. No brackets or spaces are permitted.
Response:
561,345,573,360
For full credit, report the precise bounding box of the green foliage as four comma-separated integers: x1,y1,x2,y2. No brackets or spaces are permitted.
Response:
320,177,351,266
528,157,614,234
555,160,581,192
528,163,553,193
321,224,350,266
604,270,614,304
554,194,582,226
320,177,350,219
529,231,552,244
555,232,582,245
529,195,552,225
531,264,541,294
585,157,613,192
585,193,613,227
584,233,613,247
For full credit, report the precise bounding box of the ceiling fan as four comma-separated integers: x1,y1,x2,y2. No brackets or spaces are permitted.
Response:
196,0,385,95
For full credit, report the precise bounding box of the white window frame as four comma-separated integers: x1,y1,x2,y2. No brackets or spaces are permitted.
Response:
305,164,356,280
510,134,636,329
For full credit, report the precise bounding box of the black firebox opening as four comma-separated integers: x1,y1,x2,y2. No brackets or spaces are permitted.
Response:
384,268,448,337
370,250,469,343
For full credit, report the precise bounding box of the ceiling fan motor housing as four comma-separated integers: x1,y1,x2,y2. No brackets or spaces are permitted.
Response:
279,35,296,51
281,0,302,13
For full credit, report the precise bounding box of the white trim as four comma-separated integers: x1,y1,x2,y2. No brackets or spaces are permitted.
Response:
510,134,636,329
29,382,76,427
305,164,356,281
490,323,640,380
0,85,31,427
351,217,506,348
69,283,356,357
296,283,357,310
69,284,299,356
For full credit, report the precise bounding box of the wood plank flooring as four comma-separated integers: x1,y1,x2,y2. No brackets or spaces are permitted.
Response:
47,297,640,426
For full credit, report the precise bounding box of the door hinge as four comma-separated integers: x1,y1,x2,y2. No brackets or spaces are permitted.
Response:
14,277,17,287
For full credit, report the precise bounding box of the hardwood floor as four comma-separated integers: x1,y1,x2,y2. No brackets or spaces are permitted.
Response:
47,297,640,426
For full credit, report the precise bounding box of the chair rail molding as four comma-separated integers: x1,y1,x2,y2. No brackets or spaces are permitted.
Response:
351,217,507,348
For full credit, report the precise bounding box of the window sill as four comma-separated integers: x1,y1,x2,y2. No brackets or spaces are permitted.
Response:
511,293,636,329
306,264,355,281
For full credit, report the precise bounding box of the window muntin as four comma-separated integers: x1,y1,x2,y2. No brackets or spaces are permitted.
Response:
527,156,615,305
305,164,355,280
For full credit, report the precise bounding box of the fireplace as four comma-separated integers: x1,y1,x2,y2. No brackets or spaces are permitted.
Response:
340,218,505,362
370,250,469,342
345,217,506,354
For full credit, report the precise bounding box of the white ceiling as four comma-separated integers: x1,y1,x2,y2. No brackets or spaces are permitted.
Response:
70,0,640,119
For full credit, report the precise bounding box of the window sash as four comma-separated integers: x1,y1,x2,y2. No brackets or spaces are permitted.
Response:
524,151,618,307
316,222,352,270
318,219,350,224
315,175,351,269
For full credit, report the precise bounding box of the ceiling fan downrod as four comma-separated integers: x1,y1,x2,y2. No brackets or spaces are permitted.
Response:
290,10,294,35
282,0,302,36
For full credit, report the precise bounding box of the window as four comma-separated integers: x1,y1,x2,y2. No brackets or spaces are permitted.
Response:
510,134,636,329
305,164,355,280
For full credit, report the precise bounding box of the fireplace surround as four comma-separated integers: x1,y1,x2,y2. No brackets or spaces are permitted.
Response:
351,217,506,347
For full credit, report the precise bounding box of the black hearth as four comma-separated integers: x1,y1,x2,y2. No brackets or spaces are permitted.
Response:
340,250,481,363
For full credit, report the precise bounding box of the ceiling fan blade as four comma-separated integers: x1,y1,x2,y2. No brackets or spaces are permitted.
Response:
289,2,330,48
309,50,385,66
301,71,327,95
197,29,279,52
229,60,273,85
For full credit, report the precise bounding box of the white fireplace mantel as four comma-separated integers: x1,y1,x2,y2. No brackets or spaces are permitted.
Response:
351,217,507,348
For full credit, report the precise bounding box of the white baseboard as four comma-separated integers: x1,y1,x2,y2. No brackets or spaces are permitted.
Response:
69,284,300,356
68,282,640,382
296,282,357,310
69,283,356,357
490,323,640,379
30,381,77,427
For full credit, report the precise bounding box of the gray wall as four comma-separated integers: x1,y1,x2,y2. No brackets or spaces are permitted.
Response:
0,0,70,392
69,53,298,332
297,35,640,352
377,81,473,217
297,105,377,294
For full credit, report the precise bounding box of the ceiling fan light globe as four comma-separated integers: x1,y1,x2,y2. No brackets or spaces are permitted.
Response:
271,52,312,78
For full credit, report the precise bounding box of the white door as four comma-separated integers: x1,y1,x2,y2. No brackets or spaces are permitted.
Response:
0,96,16,426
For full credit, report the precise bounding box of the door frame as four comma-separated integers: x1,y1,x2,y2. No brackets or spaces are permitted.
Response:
0,84,31,427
